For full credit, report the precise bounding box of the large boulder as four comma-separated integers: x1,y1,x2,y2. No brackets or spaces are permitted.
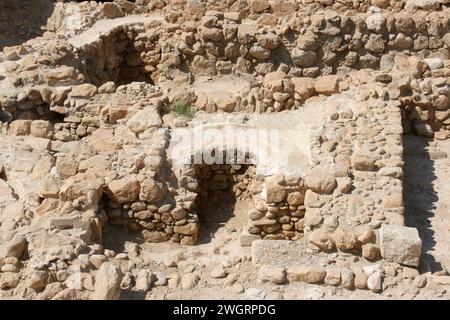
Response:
379,224,422,267
127,108,162,134
92,262,123,300
265,182,287,203
139,179,163,203
304,166,336,194
107,177,140,204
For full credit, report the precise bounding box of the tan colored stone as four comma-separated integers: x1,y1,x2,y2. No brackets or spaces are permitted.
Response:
314,75,340,95
309,228,335,252
107,177,140,204
92,262,123,300
305,166,336,194
69,84,97,99
266,182,287,203
332,227,361,252
139,179,163,203
287,265,326,284
9,120,31,136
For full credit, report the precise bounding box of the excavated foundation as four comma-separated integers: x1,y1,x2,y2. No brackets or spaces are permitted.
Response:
0,0,449,300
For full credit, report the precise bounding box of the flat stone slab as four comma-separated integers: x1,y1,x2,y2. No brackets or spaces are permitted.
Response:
168,105,326,176
68,15,165,49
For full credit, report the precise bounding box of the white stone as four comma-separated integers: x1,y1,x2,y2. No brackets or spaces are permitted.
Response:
379,224,422,267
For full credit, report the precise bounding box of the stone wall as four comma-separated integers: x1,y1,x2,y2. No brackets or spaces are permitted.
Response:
1,6,448,128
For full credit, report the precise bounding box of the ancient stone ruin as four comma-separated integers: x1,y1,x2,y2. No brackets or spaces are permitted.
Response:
0,0,450,300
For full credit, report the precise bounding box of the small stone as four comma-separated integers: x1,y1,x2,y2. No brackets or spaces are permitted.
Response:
402,267,419,279
155,272,167,286
354,269,368,289
168,274,180,288
210,264,227,279
181,273,199,290
413,274,427,288
265,182,287,203
341,268,355,290
107,177,140,204
304,165,336,194
0,272,21,289
362,243,380,261
115,253,128,260
324,269,341,286
309,228,335,252
135,270,153,291
244,287,266,300
1,264,19,273
258,265,286,285
367,271,383,293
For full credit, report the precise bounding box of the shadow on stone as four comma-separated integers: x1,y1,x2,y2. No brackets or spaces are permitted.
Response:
0,0,54,50
403,134,441,273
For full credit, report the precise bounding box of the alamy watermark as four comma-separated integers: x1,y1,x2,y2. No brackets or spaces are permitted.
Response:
66,5,82,36
169,121,314,175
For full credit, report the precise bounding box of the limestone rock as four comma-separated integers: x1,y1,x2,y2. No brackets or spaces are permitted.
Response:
139,179,163,203
0,235,27,260
127,108,162,134
367,271,383,293
10,120,31,136
379,224,422,267
324,269,341,286
309,228,335,252
107,177,140,204
333,227,361,252
251,0,271,13
266,182,287,203
181,273,199,290
92,262,123,300
102,2,124,18
314,76,340,95
286,265,326,284
135,270,153,291
258,265,286,284
305,166,336,194
291,77,315,101
371,0,390,8
0,272,21,289
69,84,97,99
